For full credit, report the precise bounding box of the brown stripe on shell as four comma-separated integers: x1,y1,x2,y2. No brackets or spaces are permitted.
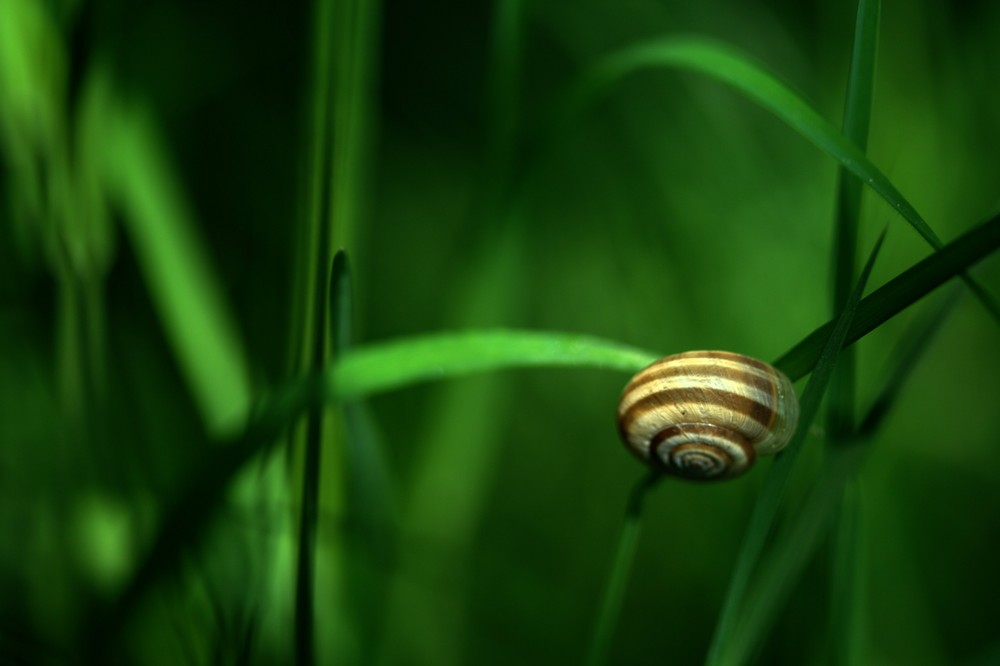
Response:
620,361,779,410
618,388,777,444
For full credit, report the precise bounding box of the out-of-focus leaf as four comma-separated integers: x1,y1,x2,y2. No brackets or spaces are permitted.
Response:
564,36,1000,320
706,230,886,666
101,102,252,437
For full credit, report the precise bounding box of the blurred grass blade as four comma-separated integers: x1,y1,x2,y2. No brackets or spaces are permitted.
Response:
729,286,959,665
328,330,659,399
857,287,959,436
586,472,663,666
102,102,252,437
830,479,867,666
828,0,880,438
565,36,1000,321
90,375,319,660
705,230,886,666
724,447,866,666
332,250,397,654
776,212,1000,381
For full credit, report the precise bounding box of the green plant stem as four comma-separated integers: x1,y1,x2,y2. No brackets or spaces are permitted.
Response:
586,472,663,666
830,479,866,666
829,0,880,440
705,231,885,666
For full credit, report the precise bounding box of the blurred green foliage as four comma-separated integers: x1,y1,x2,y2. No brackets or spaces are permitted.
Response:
1,0,999,664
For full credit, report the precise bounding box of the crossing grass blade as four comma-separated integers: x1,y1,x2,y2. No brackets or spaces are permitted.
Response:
856,287,959,437
776,212,1000,381
728,284,959,666
97,207,995,642
563,35,1000,322
828,0,880,439
705,229,886,666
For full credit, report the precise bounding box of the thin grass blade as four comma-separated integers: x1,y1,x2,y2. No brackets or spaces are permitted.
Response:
586,472,663,666
724,446,866,666
705,230,886,666
776,212,1000,381
727,283,959,664
830,479,867,666
333,250,397,654
857,287,959,436
563,36,1000,321
828,0,881,438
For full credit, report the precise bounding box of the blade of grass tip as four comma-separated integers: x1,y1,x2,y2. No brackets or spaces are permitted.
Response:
585,472,664,666
331,250,397,652
705,229,886,666
829,0,880,440
857,286,960,437
561,36,1000,322
293,248,340,666
775,212,1000,382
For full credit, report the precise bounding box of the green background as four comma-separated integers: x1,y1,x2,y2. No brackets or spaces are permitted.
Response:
1,0,999,664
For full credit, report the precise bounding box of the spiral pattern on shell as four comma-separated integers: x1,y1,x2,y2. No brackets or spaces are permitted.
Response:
616,351,799,480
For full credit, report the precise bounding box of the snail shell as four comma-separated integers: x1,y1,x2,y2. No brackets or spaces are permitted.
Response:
616,351,799,480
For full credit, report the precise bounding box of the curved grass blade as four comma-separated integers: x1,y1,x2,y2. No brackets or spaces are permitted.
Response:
705,230,886,666
828,0,881,439
776,212,1000,382
328,330,658,399
564,36,1000,322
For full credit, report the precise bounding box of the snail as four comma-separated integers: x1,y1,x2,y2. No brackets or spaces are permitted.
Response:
616,351,799,480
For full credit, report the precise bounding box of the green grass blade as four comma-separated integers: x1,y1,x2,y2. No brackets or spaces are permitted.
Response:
830,479,867,666
332,250,397,654
724,446,866,666
328,330,659,399
102,102,252,437
586,472,663,666
564,36,1000,321
829,0,880,438
776,212,1000,381
705,230,886,666
857,287,959,436
716,283,958,665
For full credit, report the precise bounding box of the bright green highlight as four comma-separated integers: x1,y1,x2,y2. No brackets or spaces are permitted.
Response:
328,329,659,399
102,103,252,437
